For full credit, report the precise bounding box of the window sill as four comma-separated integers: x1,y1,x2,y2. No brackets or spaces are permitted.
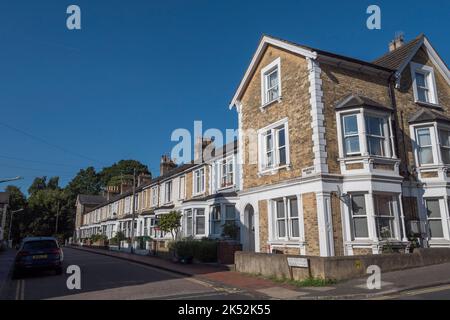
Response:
258,164,291,176
415,100,442,109
260,97,282,111
269,240,305,246
218,185,235,192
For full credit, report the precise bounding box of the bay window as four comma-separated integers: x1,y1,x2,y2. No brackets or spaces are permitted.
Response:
439,129,450,164
374,194,396,239
416,127,434,165
195,209,206,235
425,199,444,239
185,209,193,237
340,111,391,158
210,205,221,235
259,119,289,172
343,114,360,156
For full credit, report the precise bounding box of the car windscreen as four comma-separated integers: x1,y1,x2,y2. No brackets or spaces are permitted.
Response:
22,240,58,250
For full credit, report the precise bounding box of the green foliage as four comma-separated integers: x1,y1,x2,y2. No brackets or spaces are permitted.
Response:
99,160,150,188
158,211,182,240
170,239,218,263
90,234,107,243
265,275,337,287
222,222,239,239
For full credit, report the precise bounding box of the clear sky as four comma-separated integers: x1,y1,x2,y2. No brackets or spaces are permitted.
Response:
0,0,449,194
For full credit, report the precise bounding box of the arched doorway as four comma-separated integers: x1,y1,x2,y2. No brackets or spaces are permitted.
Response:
244,204,255,252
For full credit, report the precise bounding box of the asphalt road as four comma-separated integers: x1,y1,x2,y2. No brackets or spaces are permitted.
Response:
0,247,256,300
379,284,450,300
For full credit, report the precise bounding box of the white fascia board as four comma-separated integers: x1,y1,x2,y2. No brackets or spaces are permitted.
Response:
229,35,317,109
423,37,450,86
396,37,450,87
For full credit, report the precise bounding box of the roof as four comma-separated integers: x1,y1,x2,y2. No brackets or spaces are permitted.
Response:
230,34,394,108
409,108,450,124
335,94,392,111
204,140,238,161
78,194,106,205
373,34,425,70
0,192,9,204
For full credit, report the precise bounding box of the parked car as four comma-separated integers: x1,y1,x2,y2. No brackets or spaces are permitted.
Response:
13,237,64,278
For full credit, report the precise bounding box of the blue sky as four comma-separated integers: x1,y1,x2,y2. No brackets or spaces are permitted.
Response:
0,0,449,194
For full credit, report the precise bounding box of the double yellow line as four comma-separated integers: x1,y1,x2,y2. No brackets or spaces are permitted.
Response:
15,279,25,300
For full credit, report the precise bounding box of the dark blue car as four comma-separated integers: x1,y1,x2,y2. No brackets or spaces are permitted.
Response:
13,237,64,278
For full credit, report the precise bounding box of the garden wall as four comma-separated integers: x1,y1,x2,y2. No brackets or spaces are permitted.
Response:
235,248,450,281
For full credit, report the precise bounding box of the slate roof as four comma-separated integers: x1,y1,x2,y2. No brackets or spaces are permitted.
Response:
373,34,424,70
408,108,450,124
267,34,394,72
335,94,392,111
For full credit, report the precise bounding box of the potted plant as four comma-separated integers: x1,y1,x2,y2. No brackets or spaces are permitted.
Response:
221,222,239,240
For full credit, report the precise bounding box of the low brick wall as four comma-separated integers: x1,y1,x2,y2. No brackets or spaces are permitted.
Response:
235,248,450,281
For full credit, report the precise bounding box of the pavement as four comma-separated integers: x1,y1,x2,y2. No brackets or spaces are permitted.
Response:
2,245,450,300
0,249,16,297
69,245,450,300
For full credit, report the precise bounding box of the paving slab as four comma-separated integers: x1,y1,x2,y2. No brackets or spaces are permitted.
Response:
256,287,309,299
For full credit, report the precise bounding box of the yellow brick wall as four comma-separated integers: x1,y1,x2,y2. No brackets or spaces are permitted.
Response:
240,45,314,190
302,192,320,256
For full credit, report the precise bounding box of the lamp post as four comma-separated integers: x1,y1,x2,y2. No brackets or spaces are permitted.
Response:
0,176,23,184
130,169,136,254
8,208,24,247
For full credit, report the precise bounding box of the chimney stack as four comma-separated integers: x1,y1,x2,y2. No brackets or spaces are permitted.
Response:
137,173,152,187
389,32,405,52
160,155,177,176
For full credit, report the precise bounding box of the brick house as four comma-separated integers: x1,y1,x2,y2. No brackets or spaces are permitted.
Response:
230,34,450,256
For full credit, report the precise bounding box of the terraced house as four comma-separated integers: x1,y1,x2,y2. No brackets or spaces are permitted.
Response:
77,140,240,251
230,33,450,257
76,33,449,258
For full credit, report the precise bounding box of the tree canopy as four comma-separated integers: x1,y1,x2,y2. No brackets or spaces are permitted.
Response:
3,159,150,244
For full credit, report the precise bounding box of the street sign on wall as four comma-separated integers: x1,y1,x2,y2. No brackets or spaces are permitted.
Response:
287,257,309,268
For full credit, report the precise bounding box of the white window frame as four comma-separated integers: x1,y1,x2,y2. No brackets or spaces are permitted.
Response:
193,168,205,195
194,208,206,236
373,194,397,240
219,156,234,189
349,193,369,240
336,109,393,159
409,122,450,168
271,197,300,241
151,186,158,207
164,181,172,204
342,114,361,156
210,205,222,236
410,62,439,105
261,57,281,107
425,198,445,240
258,118,290,173
178,175,186,200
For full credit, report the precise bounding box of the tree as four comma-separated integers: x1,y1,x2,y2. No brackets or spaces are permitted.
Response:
99,160,150,188
3,186,27,243
158,211,182,240
28,177,47,195
65,167,101,205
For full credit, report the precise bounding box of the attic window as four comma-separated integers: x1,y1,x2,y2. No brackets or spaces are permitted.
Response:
261,58,281,106
410,62,438,105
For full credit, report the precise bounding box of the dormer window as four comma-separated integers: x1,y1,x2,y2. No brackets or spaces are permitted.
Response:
261,58,281,106
410,62,438,105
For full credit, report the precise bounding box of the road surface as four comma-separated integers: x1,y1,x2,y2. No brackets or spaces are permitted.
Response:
0,247,256,300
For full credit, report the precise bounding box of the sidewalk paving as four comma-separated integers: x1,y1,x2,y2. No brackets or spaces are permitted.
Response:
0,249,16,298
69,245,450,300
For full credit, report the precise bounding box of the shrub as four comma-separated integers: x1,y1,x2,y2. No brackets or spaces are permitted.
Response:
222,222,239,240
170,239,218,263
